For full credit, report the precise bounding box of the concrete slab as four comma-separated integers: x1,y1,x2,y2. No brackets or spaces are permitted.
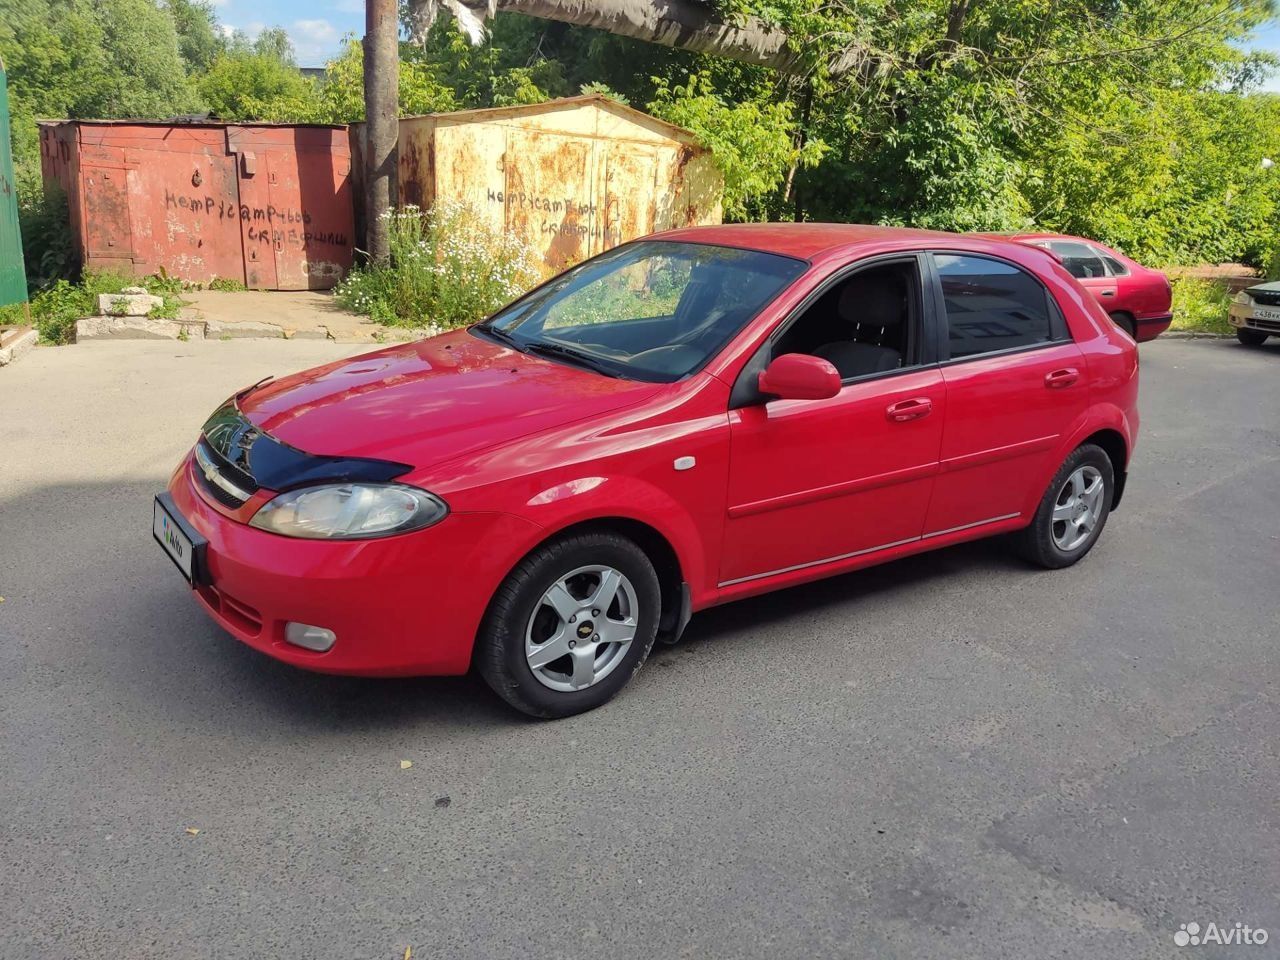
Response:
205,318,285,340
179,290,389,343
96,291,163,317
76,315,183,340
0,326,38,366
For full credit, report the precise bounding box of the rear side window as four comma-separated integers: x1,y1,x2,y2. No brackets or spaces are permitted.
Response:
1093,247,1130,276
935,254,1061,360
1046,241,1107,279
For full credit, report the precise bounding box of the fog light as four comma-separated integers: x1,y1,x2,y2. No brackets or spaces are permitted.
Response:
285,622,336,652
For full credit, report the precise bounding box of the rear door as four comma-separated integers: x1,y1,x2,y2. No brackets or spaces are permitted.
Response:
923,252,1089,536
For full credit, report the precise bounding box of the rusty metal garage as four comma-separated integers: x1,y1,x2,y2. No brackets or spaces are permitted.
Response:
39,121,355,290
355,94,723,274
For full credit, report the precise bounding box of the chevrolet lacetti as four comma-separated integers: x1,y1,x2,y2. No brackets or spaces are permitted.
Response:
154,224,1139,718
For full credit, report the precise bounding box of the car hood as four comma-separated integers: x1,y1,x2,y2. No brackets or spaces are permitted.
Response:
1245,280,1280,295
237,328,661,471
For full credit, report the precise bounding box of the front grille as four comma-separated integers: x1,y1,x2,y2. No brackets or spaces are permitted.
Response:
1247,316,1280,333
1248,289,1280,307
194,439,257,508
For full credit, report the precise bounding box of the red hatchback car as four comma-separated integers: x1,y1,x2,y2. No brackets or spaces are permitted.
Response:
1008,233,1173,342
155,224,1139,717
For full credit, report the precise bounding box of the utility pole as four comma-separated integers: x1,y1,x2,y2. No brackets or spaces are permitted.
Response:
364,0,399,264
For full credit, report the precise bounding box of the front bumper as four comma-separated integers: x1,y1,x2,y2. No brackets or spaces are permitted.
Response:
165,452,541,676
1229,303,1280,336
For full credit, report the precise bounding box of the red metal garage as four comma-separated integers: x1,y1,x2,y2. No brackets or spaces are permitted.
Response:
39,120,354,290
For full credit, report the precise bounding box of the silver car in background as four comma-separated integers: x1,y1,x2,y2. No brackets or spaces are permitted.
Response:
1230,282,1280,345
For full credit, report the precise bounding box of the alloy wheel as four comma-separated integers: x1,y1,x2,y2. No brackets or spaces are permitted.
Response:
1051,465,1105,552
525,565,639,692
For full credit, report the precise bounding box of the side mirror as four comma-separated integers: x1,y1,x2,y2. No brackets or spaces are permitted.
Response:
757,353,842,401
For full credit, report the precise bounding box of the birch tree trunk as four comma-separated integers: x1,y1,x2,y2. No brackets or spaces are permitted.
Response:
405,0,802,73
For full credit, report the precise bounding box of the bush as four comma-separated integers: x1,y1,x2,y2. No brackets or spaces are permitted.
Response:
19,182,77,287
335,201,541,330
24,279,92,344
1169,278,1233,335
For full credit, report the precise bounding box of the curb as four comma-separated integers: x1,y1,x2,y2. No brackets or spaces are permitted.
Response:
0,326,38,367
1160,331,1231,340
73,314,420,345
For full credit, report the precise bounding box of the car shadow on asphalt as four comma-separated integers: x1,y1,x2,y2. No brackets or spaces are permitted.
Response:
675,537,1028,651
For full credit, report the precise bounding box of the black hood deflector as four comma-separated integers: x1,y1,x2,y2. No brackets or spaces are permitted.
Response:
200,400,413,493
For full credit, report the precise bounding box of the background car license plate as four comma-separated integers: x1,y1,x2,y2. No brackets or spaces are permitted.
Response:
1253,307,1280,321
153,495,203,583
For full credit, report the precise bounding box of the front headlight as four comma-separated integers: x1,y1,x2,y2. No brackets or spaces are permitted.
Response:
249,483,448,539
1234,291,1253,305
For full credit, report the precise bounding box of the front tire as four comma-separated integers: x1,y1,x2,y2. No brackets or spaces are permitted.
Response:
1236,328,1269,346
476,531,661,718
1015,444,1114,569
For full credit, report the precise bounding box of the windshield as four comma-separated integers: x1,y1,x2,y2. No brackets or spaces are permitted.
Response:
479,240,806,382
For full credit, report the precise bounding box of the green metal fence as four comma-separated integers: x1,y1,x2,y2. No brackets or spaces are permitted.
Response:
0,62,27,308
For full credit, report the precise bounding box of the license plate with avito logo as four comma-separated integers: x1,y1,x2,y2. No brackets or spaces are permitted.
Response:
153,494,207,584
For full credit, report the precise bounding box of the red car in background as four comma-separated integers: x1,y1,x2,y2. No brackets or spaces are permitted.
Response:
1007,234,1172,342
155,224,1139,718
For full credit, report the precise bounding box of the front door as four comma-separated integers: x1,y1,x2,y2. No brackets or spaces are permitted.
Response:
719,256,945,586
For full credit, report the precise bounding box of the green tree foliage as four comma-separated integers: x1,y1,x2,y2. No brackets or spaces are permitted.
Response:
307,39,458,123
164,0,225,73
197,32,315,121
649,72,826,220
765,0,1280,263
0,0,200,176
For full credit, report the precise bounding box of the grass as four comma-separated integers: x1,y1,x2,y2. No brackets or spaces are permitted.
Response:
1168,277,1234,335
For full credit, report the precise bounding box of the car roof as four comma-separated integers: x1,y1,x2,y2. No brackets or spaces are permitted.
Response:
651,222,979,260
997,232,1095,245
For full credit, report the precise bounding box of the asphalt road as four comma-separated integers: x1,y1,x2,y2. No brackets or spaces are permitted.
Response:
1,336,1278,960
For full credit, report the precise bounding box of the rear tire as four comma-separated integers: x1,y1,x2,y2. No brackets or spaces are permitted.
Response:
1015,444,1115,569
476,531,661,719
1236,328,1269,346
1109,312,1136,338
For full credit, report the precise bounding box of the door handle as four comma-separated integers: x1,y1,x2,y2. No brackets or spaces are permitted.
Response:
886,397,933,422
1100,290,1115,297
1044,368,1079,389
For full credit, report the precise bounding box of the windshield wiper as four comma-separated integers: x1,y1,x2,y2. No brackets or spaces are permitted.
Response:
476,323,527,353
524,341,623,378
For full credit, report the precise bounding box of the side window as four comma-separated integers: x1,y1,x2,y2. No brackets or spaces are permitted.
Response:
772,259,921,381
1047,241,1107,279
935,254,1060,360
1092,246,1130,276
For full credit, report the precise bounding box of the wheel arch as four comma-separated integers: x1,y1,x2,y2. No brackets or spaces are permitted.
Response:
477,515,693,662
1081,427,1129,509
558,517,688,641
1029,408,1133,519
